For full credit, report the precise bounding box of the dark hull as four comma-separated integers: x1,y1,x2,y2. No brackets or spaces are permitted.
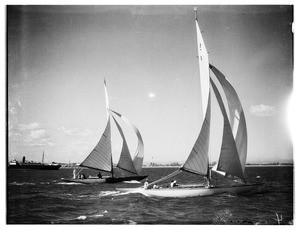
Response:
8,164,61,170
105,175,148,183
62,175,148,184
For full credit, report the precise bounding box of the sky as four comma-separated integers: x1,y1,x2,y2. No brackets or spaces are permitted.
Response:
7,5,293,164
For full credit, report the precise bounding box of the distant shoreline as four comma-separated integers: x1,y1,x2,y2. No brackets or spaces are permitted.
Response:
58,164,293,169
142,165,293,168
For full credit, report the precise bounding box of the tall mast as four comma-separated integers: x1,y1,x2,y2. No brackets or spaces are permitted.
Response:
42,150,44,164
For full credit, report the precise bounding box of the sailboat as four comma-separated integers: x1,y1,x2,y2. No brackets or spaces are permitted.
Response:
62,80,148,184
117,8,261,197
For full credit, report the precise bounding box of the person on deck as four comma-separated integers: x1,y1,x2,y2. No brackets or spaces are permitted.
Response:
170,180,178,188
73,168,77,179
143,179,149,189
97,172,102,179
153,184,160,189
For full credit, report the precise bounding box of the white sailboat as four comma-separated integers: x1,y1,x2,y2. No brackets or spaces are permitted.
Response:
62,79,148,184
117,8,261,197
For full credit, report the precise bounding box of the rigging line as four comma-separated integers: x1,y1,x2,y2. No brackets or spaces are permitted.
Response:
147,169,182,188
75,168,83,178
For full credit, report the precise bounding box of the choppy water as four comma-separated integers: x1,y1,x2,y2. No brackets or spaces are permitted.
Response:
7,166,293,224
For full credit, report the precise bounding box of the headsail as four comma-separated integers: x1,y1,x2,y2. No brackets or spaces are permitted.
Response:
80,117,112,172
111,115,138,175
210,78,245,180
110,109,144,174
182,94,211,176
210,64,247,174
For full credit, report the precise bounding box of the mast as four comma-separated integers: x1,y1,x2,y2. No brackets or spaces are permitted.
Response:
42,150,44,164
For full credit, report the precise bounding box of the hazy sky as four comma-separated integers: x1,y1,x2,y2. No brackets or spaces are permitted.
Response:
7,5,293,164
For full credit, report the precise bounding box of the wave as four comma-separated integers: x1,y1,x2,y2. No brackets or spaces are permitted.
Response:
123,180,141,184
76,215,87,220
40,182,51,185
10,182,35,186
74,210,108,221
98,190,132,197
56,182,83,185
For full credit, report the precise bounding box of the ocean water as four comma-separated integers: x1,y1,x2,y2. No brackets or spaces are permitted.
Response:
7,166,293,224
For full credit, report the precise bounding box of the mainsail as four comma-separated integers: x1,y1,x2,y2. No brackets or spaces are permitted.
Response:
195,8,210,121
182,9,211,176
110,109,144,174
80,78,113,172
80,117,112,172
148,8,211,187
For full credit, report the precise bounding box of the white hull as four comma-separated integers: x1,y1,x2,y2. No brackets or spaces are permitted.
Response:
117,184,261,198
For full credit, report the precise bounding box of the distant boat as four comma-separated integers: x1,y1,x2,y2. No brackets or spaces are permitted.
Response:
62,80,148,184
117,8,261,197
8,152,61,170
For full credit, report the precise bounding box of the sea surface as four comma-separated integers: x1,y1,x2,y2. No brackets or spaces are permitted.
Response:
7,166,293,224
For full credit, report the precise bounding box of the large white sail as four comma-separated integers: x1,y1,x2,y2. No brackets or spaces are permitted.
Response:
182,94,211,175
80,117,112,172
210,78,244,180
181,9,211,176
210,64,247,174
195,8,210,120
104,78,110,118
80,80,113,172
110,109,144,174
149,9,211,184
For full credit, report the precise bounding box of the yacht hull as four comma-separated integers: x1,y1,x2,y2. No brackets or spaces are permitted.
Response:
117,183,262,198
